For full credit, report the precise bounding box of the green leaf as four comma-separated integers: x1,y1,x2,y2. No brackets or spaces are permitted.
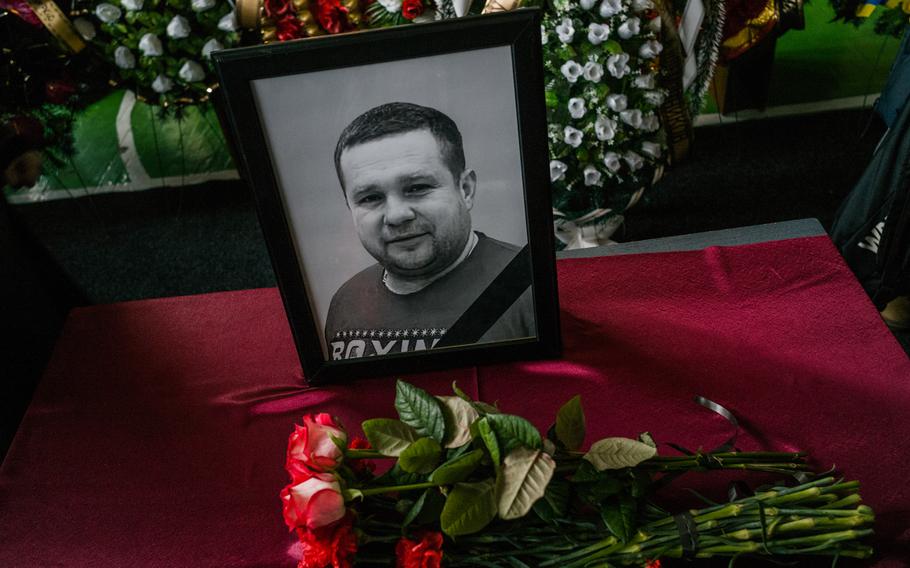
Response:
440,479,497,537
545,91,560,109
475,418,501,474
497,447,556,520
487,413,542,453
555,395,585,451
402,490,429,528
603,40,622,54
362,418,419,457
396,380,445,442
583,437,657,471
638,432,657,448
399,438,443,474
600,495,638,544
437,395,480,448
414,488,446,527
372,462,426,486
532,478,571,521
430,449,484,485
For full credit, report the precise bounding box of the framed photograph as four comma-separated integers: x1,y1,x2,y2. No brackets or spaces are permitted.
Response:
213,9,560,383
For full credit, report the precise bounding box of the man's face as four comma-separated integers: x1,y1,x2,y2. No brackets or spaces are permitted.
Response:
339,129,475,278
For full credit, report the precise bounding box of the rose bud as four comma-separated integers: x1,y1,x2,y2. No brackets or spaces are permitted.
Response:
280,473,346,530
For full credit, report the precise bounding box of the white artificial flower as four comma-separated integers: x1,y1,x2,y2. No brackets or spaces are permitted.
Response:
649,15,662,32
643,90,665,106
139,33,163,57
606,53,630,79
202,38,224,58
114,46,135,69
617,18,640,40
560,60,583,83
639,40,663,59
620,109,643,129
378,0,402,11
568,97,586,119
94,3,121,23
599,0,623,18
623,151,644,171
121,0,143,10
191,0,216,11
634,73,656,89
152,75,174,93
217,12,237,31
178,60,205,82
583,61,604,82
583,165,602,186
550,160,568,182
556,18,575,44
603,151,622,172
541,25,548,45
632,0,654,11
641,141,662,159
580,0,597,9
564,126,583,148
587,23,609,45
167,15,191,39
642,113,660,132
594,115,616,141
606,93,627,112
73,18,96,40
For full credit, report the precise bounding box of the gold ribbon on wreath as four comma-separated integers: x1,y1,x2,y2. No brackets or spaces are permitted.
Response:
26,0,85,53
654,0,692,164
482,0,519,13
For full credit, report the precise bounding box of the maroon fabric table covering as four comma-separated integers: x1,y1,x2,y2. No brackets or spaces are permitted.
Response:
2,235,909,567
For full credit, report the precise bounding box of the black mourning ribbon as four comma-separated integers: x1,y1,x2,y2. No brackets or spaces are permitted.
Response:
673,512,699,559
435,244,532,348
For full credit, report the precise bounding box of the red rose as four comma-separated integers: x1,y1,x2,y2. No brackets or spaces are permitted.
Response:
0,0,42,26
347,436,376,476
645,560,661,568
281,473,346,530
298,514,358,568
276,15,305,41
395,531,443,568
264,0,292,18
314,0,350,35
400,0,425,20
45,80,77,105
287,414,347,479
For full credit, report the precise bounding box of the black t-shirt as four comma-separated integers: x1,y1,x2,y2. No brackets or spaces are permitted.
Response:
324,233,535,360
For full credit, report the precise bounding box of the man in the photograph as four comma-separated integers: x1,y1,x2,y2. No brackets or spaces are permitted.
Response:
324,102,535,360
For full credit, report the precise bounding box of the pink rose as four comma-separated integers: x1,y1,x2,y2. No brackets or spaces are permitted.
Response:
287,413,347,478
281,473,346,530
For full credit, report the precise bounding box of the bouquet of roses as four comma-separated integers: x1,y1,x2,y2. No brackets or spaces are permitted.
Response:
280,380,874,567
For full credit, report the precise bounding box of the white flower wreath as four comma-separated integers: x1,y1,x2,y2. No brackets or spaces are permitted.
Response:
543,0,666,225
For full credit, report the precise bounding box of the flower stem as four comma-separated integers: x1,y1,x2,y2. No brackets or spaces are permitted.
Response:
359,481,439,496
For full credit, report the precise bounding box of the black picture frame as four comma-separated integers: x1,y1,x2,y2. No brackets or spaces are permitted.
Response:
213,9,560,384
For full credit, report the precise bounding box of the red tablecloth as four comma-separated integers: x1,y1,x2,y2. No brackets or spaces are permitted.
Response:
2,235,909,567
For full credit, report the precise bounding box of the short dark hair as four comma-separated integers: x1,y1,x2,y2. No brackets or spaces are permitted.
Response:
334,102,465,193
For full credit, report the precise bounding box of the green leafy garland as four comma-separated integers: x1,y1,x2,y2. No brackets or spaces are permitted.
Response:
79,0,239,106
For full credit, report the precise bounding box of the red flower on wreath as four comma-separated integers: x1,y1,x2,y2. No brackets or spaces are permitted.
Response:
400,0,425,20
297,513,358,568
314,0,350,35
396,531,443,568
0,0,41,26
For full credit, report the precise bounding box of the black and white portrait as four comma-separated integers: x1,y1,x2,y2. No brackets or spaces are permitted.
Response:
251,46,537,361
